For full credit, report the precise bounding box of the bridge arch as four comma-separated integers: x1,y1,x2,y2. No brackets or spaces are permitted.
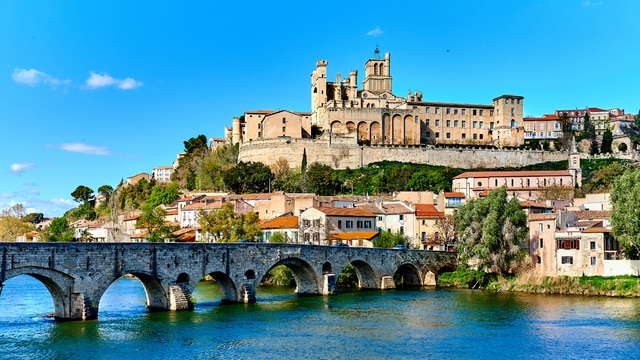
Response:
206,271,239,304
5,267,74,320
261,257,320,296
347,259,379,289
95,271,168,315
394,263,422,287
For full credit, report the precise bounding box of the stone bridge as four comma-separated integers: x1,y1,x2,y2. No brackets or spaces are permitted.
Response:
0,243,457,321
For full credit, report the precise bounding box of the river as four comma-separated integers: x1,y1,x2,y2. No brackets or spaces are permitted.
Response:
1,275,639,359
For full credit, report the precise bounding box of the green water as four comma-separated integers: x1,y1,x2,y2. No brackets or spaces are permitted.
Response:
1,276,640,359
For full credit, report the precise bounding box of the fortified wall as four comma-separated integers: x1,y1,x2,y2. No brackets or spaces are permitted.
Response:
238,138,569,170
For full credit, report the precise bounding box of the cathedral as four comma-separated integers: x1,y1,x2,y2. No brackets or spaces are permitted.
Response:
228,49,525,148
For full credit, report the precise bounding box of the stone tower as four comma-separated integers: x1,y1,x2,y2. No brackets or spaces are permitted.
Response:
492,94,525,147
568,136,583,187
362,51,392,93
311,60,328,126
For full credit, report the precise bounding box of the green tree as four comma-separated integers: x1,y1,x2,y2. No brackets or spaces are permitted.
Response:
183,134,209,155
610,168,640,258
601,128,613,154
622,112,640,147
198,202,262,242
301,148,308,173
222,161,272,194
136,206,175,243
98,185,114,200
373,230,408,248
144,183,181,210
406,169,449,192
304,162,336,195
71,185,95,203
0,215,32,241
267,232,287,243
23,212,44,224
46,217,75,242
454,186,528,275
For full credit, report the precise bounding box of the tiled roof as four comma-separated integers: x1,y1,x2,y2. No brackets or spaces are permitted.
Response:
583,227,611,233
415,204,443,218
576,210,611,220
528,213,556,221
454,170,570,179
261,216,298,230
234,193,275,201
355,203,384,215
521,201,553,209
443,192,465,198
330,231,379,240
381,203,413,214
181,202,222,211
313,207,375,217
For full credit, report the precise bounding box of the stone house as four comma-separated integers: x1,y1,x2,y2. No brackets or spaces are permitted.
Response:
299,207,376,246
260,215,299,243
414,204,446,250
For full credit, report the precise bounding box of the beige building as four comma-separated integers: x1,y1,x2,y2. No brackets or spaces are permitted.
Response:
299,207,376,246
152,166,174,183
523,115,562,143
230,49,526,148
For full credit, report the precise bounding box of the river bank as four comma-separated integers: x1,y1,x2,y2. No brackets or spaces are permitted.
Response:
438,270,640,297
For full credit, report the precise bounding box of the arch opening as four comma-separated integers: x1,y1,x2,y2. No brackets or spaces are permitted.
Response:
259,257,320,298
98,275,150,318
194,271,239,305
393,264,422,288
339,260,378,290
0,275,56,321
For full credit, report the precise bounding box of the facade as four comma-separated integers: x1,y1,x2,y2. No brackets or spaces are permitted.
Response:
414,204,446,250
126,172,150,186
523,115,562,143
299,207,376,245
260,215,299,243
230,49,526,148
152,166,174,183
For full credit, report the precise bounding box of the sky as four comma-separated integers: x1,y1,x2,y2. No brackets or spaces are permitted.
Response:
2,0,639,218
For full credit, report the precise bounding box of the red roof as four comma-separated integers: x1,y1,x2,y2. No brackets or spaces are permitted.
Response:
443,192,465,198
454,170,570,179
261,216,298,230
415,204,444,218
330,232,379,240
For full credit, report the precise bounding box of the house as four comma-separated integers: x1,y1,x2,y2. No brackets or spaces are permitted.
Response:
299,207,376,246
260,215,299,243
414,204,447,250
151,166,174,183
126,172,150,186
379,201,416,247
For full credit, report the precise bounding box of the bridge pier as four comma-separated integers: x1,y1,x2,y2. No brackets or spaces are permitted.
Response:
322,274,337,295
241,282,256,303
380,276,396,289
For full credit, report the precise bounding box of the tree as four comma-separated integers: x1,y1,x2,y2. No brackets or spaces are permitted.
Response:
198,202,262,242
537,185,574,202
0,215,32,241
305,162,336,195
144,183,181,210
373,230,408,248
183,134,208,155
267,232,287,243
98,185,114,200
136,206,175,243
301,148,308,172
433,214,456,247
71,185,95,203
454,186,528,275
622,112,640,147
406,169,449,192
601,128,613,154
222,161,272,194
2,203,26,218
23,212,44,224
610,168,640,258
45,217,75,242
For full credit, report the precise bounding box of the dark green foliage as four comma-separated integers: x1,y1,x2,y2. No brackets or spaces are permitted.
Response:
23,213,44,224
373,230,408,248
622,113,640,145
337,264,359,288
71,185,95,203
47,217,75,242
183,134,208,155
454,187,528,275
304,162,337,195
611,168,640,257
222,161,272,194
262,265,295,287
301,148,307,172
601,128,613,154
143,183,181,211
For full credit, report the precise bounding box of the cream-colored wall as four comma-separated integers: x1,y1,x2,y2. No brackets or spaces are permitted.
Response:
530,218,557,276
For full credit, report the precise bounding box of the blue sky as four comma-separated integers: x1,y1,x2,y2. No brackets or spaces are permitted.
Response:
2,0,639,217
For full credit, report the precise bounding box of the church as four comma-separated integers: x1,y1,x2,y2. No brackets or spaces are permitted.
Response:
228,48,526,148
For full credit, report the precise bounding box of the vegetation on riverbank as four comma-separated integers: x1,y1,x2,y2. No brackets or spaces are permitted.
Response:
437,270,640,297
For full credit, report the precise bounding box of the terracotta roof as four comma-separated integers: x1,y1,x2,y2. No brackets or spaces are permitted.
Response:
313,207,375,217
583,227,611,233
330,231,379,240
587,107,607,113
443,192,465,198
166,209,178,215
454,170,570,179
576,210,611,220
261,216,298,230
181,202,222,211
521,201,553,209
235,193,274,201
415,204,443,218
355,203,384,215
130,231,149,239
528,213,556,221
381,203,413,214
573,220,602,229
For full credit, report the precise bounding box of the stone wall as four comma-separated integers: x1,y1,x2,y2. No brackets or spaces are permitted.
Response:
238,138,569,170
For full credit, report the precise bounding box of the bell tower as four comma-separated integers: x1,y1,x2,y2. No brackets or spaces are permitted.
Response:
362,46,392,93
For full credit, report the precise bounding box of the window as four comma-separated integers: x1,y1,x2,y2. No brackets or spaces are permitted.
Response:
479,110,484,116
425,131,431,138
473,121,477,128
561,256,573,264
282,117,286,123
557,239,580,250
511,108,515,116
539,223,543,232
511,179,514,186
590,241,596,250
399,214,404,221
364,221,372,228
473,134,477,140
445,132,450,139
490,110,494,116
591,257,596,266
540,238,544,248
494,179,498,186
425,107,430,114
490,122,494,130
454,109,458,115
454,120,458,127
435,119,440,126
540,124,545,130
479,121,484,129
461,109,466,115
473,109,477,116
461,133,466,139
435,132,440,138
426,119,430,126
479,134,483,140
537,256,541,264
446,120,451,127
462,120,466,128
338,220,342,229
346,220,353,228
400,226,404,234
446,108,451,115
435,108,440,114
377,216,383,222
357,220,363,228
282,127,286,132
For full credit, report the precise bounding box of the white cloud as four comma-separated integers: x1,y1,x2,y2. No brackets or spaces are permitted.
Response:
10,162,35,175
583,1,603,6
12,68,68,87
51,142,111,155
85,71,143,90
366,26,383,36
1,192,15,198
